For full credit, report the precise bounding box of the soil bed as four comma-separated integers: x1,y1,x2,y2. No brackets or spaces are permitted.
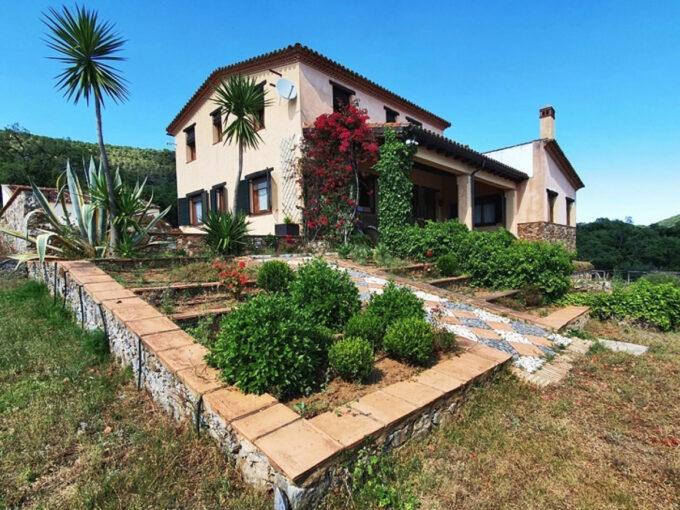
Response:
286,350,457,419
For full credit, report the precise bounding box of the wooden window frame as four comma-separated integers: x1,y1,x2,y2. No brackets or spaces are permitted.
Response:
405,116,423,128
384,106,399,123
250,176,271,215
255,81,266,131
330,80,355,112
188,193,203,225
184,124,196,163
211,108,223,144
566,197,575,226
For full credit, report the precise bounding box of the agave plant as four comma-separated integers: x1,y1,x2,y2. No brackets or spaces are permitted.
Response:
203,210,250,256
0,159,170,263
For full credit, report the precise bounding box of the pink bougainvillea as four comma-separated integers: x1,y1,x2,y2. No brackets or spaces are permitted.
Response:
299,104,378,242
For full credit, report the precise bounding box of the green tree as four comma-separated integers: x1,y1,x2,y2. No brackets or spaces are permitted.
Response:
42,5,129,249
212,75,271,213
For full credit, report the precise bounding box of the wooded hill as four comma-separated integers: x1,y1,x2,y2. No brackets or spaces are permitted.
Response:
577,218,680,272
0,125,177,225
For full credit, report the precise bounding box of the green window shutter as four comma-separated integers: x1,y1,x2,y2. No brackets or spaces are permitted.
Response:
236,180,251,215
177,197,189,226
201,191,209,221
209,188,217,212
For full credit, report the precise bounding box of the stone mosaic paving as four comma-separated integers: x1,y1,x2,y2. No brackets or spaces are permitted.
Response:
343,267,573,374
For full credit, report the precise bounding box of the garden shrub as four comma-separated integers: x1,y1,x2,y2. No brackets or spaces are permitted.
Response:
365,281,425,337
641,272,680,288
208,293,332,398
328,336,374,382
344,311,385,349
383,317,434,365
432,327,458,353
562,279,680,331
290,258,360,330
256,260,295,293
436,253,461,277
389,220,469,261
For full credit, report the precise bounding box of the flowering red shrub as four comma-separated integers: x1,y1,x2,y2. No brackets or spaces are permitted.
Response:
213,259,249,298
299,104,379,242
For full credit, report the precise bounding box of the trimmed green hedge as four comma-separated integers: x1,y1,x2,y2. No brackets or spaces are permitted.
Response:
562,280,680,331
329,336,374,382
208,293,331,398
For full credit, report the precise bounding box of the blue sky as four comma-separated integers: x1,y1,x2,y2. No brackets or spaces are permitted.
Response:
1,0,678,224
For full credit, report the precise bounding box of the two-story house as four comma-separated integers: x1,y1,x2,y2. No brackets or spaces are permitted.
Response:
166,43,584,249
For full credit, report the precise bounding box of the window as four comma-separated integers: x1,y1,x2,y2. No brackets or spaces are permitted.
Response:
405,116,423,128
474,195,502,227
358,175,376,213
255,82,265,130
547,189,558,223
213,184,227,212
385,107,399,123
184,125,196,162
189,194,203,225
251,176,270,214
412,185,437,221
331,81,354,112
211,108,222,143
566,197,575,226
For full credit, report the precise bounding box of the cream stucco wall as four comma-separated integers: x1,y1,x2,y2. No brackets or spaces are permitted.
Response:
543,147,577,225
174,63,303,234
484,142,534,177
298,63,443,132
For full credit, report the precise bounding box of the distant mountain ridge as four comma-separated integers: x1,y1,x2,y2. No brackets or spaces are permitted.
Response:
655,214,680,228
0,126,177,224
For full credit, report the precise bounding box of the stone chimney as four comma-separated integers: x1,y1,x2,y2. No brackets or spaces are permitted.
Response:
539,105,555,139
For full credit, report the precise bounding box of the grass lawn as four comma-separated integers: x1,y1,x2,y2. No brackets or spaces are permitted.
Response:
1,275,678,509
0,276,268,509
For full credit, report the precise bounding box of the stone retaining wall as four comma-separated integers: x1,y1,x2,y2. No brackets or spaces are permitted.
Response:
517,221,576,252
28,259,510,509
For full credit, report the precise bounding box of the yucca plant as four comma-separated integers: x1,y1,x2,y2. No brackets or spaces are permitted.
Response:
212,75,272,213
0,159,170,263
203,210,249,256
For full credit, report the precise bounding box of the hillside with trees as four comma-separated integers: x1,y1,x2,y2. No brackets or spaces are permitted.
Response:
0,125,177,225
577,218,680,271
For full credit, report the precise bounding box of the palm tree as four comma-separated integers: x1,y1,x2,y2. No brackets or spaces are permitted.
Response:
43,5,128,249
212,75,271,213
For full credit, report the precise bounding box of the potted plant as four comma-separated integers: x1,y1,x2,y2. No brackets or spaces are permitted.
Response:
275,215,300,237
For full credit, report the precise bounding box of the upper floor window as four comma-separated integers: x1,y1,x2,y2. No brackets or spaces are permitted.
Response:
211,108,223,144
405,116,423,128
255,82,266,130
184,124,196,162
331,81,355,112
385,107,399,123
547,189,558,223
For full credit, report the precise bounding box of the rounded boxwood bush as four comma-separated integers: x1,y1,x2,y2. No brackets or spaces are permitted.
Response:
256,260,295,293
207,293,331,398
384,317,434,365
344,311,384,349
436,253,461,277
328,336,374,382
290,258,360,330
365,282,425,336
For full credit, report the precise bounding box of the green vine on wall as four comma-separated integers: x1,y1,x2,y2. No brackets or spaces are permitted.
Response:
374,129,415,251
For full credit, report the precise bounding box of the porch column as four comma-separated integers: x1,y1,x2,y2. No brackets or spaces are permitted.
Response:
456,174,473,229
505,189,518,235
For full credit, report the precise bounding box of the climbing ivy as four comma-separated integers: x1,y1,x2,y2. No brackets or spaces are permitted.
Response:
374,129,415,251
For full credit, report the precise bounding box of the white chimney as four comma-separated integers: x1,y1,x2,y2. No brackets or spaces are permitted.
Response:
539,105,555,139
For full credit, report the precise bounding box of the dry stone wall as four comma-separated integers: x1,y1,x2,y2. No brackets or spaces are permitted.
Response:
517,221,576,251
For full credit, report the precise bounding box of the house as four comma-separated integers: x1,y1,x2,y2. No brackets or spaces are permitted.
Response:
166,43,584,249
